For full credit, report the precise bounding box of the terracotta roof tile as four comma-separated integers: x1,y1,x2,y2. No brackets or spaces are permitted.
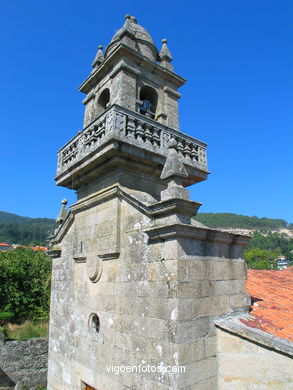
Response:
243,268,293,342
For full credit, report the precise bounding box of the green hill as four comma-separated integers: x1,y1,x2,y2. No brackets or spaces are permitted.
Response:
194,213,291,230
0,211,54,225
0,210,292,247
0,212,56,246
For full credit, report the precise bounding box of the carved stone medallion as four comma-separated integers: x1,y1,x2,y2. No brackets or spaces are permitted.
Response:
86,254,103,283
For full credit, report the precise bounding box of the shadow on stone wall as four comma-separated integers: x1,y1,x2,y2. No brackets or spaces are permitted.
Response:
0,367,15,387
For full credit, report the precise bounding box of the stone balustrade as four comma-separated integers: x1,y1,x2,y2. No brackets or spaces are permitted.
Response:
57,105,208,176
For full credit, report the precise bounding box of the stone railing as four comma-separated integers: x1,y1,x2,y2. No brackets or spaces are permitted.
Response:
57,105,207,175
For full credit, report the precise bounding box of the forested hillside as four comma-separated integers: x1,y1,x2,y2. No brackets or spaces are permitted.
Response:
1,211,293,268
194,213,291,230
193,213,293,269
0,212,56,246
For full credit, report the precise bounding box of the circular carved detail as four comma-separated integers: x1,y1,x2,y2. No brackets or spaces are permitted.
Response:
86,254,103,283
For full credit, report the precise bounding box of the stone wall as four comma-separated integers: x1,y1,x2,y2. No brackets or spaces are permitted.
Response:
47,184,250,390
0,337,48,389
48,15,252,389
217,327,293,389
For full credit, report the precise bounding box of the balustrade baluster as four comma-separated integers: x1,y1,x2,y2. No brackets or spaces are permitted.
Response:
177,139,184,156
144,124,152,145
126,117,136,138
57,107,207,174
190,144,198,161
152,127,160,147
184,142,191,160
135,121,144,141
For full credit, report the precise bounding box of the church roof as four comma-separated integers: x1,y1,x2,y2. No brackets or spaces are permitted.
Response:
104,15,159,62
242,268,293,342
111,16,155,46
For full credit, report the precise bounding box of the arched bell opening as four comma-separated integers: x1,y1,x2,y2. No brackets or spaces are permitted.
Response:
97,88,110,116
139,86,158,119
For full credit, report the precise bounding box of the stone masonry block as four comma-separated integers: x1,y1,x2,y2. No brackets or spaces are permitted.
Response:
176,318,211,343
215,279,246,296
115,282,138,297
94,295,116,313
188,260,207,281
178,238,204,257
229,293,251,309
147,260,178,283
96,221,115,237
177,299,196,321
149,298,177,320
116,297,132,316
178,339,205,365
230,259,247,280
217,331,237,353
129,297,151,317
136,281,169,298
96,282,116,296
207,260,231,280
204,336,217,358
171,280,215,299
120,237,148,263
122,213,150,233
181,376,217,390
195,296,231,318
127,263,149,281
177,357,217,387
162,240,182,260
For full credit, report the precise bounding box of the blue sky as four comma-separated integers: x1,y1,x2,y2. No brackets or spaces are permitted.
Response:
1,0,292,222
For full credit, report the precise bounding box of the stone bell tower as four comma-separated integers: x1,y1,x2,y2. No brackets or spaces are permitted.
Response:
48,15,249,390
82,15,182,132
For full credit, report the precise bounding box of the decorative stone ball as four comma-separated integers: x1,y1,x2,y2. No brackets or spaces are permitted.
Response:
168,138,177,149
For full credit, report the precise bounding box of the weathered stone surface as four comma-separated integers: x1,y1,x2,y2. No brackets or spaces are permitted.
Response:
0,338,47,390
161,147,188,181
47,15,255,390
217,328,293,389
216,319,293,389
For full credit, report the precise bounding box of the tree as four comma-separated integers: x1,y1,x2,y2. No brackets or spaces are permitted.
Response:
0,248,51,321
244,247,280,270
246,231,293,263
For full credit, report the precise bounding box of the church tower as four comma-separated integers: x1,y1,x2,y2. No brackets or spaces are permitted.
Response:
48,16,249,390
55,15,208,200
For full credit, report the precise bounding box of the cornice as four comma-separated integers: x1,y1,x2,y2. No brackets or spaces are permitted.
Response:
79,44,186,94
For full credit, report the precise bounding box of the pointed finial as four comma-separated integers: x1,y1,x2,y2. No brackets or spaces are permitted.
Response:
161,147,188,181
91,45,104,69
123,14,132,28
160,146,189,201
120,13,135,38
130,16,137,24
159,38,173,70
160,38,173,62
56,199,68,225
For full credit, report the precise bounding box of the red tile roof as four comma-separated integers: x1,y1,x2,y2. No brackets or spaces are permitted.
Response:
32,246,47,252
242,268,293,342
13,244,47,252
